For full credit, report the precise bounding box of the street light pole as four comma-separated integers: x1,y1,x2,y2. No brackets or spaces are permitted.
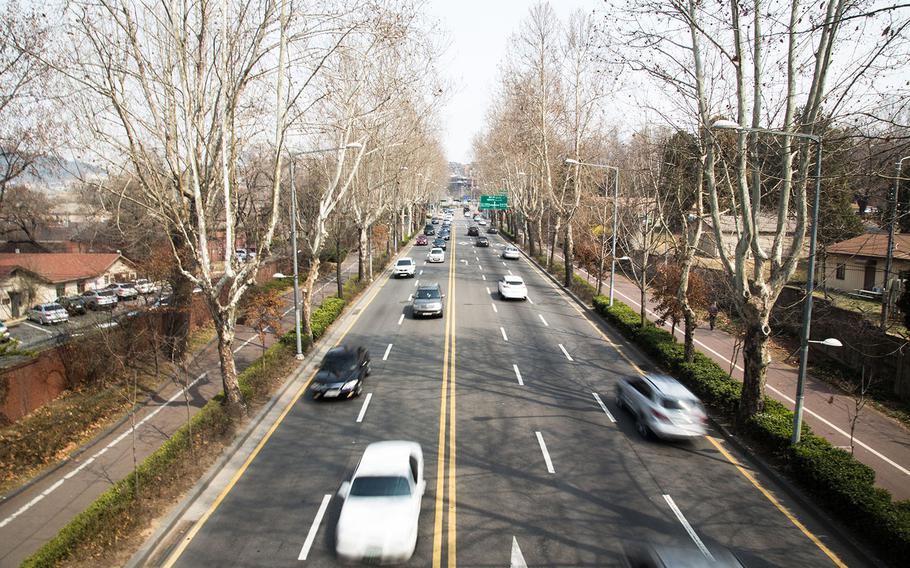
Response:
710,119,826,444
289,159,304,360
566,159,620,305
881,155,910,328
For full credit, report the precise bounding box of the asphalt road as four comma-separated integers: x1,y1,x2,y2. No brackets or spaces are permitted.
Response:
162,217,867,568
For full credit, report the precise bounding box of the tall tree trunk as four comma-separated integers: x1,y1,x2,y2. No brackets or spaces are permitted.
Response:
527,218,537,256
336,237,343,299
740,316,770,421
368,226,374,282
213,308,245,414
683,310,696,361
357,225,367,281
548,215,561,270
300,257,321,339
563,222,574,287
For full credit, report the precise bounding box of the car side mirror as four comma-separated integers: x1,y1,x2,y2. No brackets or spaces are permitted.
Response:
338,481,351,500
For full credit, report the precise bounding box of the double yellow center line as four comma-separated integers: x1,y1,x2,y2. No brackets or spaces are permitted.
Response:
432,238,458,567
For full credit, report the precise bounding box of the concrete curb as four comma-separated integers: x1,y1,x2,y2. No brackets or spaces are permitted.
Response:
516,241,886,567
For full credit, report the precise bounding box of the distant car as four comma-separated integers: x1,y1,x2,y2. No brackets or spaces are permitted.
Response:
487,226,498,234
476,236,490,247
106,283,139,301
82,289,118,310
412,282,444,317
393,257,417,278
310,345,370,400
498,275,527,300
133,279,160,294
431,218,440,225
427,247,445,263
615,373,707,440
28,303,69,325
473,215,482,222
424,224,435,235
432,237,447,250
0,320,11,342
440,230,451,241
502,245,520,260
336,441,425,563
57,296,87,315
477,218,488,226
416,235,429,246
464,210,472,217
467,226,479,236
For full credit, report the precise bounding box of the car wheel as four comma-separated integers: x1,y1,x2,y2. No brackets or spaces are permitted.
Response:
636,418,652,440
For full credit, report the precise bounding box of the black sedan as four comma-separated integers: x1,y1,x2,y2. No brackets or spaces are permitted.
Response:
467,226,479,236
476,236,490,247
487,226,498,234
310,345,371,400
433,237,447,250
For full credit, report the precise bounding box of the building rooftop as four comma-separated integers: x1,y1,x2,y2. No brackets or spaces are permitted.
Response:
826,233,910,261
0,253,127,283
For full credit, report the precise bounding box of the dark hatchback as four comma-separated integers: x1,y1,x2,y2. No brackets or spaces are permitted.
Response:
310,346,371,400
424,224,436,236
57,296,87,315
476,236,490,247
433,237,447,250
467,226,479,236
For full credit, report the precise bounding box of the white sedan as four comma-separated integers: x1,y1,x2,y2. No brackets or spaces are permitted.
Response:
427,247,445,263
336,441,425,564
502,246,520,260
498,275,528,300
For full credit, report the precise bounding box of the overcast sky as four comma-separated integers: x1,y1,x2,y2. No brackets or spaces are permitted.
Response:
425,0,602,164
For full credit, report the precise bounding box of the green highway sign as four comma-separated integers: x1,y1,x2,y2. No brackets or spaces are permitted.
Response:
479,194,509,210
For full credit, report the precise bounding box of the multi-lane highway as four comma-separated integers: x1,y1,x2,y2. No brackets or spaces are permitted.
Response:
159,216,866,567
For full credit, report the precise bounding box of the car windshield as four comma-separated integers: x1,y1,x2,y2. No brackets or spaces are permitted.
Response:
396,260,412,266
416,289,440,300
46,304,63,310
323,353,357,373
661,397,702,412
350,476,411,497
99,290,114,297
505,278,523,286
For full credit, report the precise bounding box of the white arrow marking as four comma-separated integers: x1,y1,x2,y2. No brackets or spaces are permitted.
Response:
511,536,528,568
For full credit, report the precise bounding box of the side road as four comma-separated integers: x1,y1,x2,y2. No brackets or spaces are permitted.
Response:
542,245,910,500
0,257,358,568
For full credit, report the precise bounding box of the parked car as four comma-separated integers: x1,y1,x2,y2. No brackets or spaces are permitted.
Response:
467,226,479,236
57,296,87,315
476,236,490,247
427,247,445,263
498,275,527,300
393,257,417,278
487,226,498,234
28,303,69,325
336,441,425,564
432,237,447,250
133,279,160,294
309,345,370,400
106,283,139,301
502,245,520,260
416,235,429,246
412,282,444,317
615,373,707,440
0,320,11,342
82,289,119,310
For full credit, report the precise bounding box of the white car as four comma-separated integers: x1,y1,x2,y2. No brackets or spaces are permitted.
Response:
106,283,139,300
393,257,416,278
336,441,425,564
502,246,520,260
478,218,488,226
498,275,528,300
133,279,160,294
28,303,69,325
427,247,445,263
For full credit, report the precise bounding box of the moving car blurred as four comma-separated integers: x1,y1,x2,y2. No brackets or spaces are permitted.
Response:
615,373,707,440
412,282,444,317
498,275,527,300
393,257,416,278
28,303,69,325
415,235,428,246
622,541,745,567
310,346,370,400
502,246,520,260
82,289,118,310
57,296,87,315
427,248,445,263
476,236,490,247
486,226,498,234
336,441,425,564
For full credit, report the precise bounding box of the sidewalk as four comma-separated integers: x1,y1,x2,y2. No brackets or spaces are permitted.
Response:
545,246,910,500
0,256,359,568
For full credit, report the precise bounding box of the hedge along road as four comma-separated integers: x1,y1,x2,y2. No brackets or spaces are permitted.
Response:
151,216,865,567
0,255,359,568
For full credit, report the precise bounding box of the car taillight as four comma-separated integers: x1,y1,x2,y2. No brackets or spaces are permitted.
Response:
652,409,671,422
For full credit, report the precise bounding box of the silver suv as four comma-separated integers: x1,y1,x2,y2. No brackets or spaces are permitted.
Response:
615,373,706,440
412,283,444,318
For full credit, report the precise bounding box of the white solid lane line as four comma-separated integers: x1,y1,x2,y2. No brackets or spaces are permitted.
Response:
0,372,208,529
538,314,549,327
356,393,373,423
492,303,498,313
663,494,715,561
500,327,508,341
233,334,259,354
536,431,556,474
383,343,393,361
592,393,617,423
298,494,333,560
397,314,404,326
558,344,574,362
513,364,524,386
